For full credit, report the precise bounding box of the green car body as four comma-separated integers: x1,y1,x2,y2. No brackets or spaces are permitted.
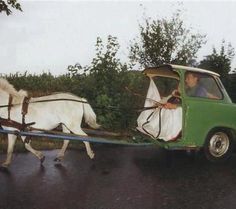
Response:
143,64,236,162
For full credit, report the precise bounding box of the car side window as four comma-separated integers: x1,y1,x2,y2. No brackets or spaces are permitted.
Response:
185,72,223,100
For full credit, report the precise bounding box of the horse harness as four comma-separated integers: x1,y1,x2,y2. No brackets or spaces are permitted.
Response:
0,96,91,131
0,95,35,131
0,94,159,132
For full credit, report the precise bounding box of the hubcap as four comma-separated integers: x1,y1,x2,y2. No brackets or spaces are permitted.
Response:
209,132,229,157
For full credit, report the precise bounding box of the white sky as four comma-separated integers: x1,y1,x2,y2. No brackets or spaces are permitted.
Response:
1,0,236,75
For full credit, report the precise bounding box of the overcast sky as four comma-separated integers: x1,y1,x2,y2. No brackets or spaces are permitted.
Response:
1,0,236,75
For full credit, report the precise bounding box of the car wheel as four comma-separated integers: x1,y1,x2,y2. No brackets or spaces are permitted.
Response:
204,130,233,163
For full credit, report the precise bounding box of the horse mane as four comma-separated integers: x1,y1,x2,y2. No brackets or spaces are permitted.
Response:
0,78,28,98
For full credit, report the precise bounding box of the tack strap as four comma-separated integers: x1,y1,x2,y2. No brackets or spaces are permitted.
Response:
8,95,13,120
21,97,31,129
0,96,35,131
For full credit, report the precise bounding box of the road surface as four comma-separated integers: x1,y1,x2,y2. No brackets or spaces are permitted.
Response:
1,145,236,209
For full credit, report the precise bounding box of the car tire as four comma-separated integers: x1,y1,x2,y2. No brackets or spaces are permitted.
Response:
204,129,233,163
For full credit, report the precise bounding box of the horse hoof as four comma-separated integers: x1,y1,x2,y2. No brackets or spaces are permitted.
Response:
40,156,45,164
89,153,95,159
54,157,61,162
1,163,9,168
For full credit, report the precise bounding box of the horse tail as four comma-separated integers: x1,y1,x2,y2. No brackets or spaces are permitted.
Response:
82,99,100,129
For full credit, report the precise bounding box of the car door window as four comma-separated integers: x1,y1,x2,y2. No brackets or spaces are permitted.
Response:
185,72,223,99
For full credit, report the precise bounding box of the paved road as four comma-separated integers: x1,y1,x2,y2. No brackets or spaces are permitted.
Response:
1,145,236,209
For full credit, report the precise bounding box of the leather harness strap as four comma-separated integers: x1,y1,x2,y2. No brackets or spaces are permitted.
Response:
8,95,13,120
0,96,93,131
0,96,88,131
0,117,26,130
0,96,35,131
21,97,31,128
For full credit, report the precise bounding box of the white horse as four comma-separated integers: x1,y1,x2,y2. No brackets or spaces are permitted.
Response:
0,78,100,167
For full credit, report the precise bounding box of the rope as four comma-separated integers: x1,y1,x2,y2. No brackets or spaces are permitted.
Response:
0,98,121,112
0,97,159,112
125,86,163,106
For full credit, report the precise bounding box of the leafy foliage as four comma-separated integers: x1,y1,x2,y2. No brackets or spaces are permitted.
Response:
129,10,206,68
81,36,142,130
198,41,235,80
198,41,236,102
228,74,236,102
0,0,22,15
3,36,148,132
2,8,235,134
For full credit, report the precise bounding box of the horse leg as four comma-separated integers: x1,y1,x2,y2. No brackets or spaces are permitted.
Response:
70,127,95,159
21,136,45,164
54,140,69,162
56,125,95,160
2,134,17,167
83,141,95,159
55,125,71,162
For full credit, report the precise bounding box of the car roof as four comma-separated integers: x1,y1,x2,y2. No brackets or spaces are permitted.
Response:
143,64,220,78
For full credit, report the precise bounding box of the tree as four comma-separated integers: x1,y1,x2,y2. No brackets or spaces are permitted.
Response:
198,41,235,101
80,36,130,130
129,10,206,68
0,0,22,15
198,41,235,80
67,63,83,77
